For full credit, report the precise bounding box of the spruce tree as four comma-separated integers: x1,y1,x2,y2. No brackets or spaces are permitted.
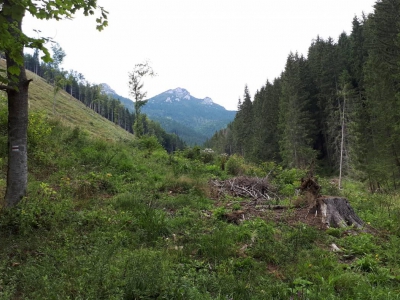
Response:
361,0,400,188
233,85,253,158
278,53,316,168
251,79,281,162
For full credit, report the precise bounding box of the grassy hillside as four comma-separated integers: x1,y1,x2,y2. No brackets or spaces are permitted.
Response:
0,59,134,142
1,62,400,299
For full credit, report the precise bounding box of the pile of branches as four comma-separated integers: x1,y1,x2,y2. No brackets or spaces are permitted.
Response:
210,176,278,202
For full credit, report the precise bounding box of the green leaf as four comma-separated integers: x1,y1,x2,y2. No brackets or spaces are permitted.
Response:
8,65,20,76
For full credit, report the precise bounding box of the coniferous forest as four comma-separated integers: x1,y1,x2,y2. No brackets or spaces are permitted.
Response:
206,1,400,191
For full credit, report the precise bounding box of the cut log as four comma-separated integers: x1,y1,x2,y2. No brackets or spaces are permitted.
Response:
309,197,364,228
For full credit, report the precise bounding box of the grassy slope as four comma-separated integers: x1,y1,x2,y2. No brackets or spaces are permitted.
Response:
0,59,133,142
0,61,400,299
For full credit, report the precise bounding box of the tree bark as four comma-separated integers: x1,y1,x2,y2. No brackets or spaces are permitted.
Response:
339,93,346,190
300,175,364,229
309,197,364,228
3,5,30,207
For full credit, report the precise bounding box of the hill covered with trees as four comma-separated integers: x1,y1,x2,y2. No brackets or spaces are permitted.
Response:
206,1,400,191
103,86,236,145
21,51,185,152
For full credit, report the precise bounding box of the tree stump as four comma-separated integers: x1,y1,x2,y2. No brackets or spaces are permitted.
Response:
309,197,364,228
299,175,365,229
300,176,321,198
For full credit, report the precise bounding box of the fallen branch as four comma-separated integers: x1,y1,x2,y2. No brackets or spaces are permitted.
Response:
210,176,279,202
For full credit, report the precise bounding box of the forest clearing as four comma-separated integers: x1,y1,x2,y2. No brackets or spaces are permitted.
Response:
2,0,400,299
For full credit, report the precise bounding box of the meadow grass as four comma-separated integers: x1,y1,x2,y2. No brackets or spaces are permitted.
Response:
1,81,400,299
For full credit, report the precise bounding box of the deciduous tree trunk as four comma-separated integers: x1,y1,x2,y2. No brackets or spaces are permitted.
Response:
4,9,30,207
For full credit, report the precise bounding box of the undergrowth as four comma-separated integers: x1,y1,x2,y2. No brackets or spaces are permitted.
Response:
0,104,400,299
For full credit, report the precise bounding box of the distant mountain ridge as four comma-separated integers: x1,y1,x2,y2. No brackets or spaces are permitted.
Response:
160,87,214,106
102,85,236,145
101,83,117,95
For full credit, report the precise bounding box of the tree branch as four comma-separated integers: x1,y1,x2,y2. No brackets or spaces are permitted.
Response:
0,84,13,91
24,79,33,87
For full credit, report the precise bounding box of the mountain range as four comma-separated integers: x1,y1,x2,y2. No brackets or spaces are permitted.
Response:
102,85,236,145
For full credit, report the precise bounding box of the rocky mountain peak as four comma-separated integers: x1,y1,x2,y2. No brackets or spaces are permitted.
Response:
100,83,116,95
165,87,191,101
202,97,214,105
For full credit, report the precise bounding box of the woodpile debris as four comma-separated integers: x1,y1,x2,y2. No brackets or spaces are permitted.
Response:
210,176,279,202
210,174,366,230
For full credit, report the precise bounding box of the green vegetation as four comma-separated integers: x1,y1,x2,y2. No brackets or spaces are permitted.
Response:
141,88,236,145
22,53,185,152
1,89,400,298
206,0,400,192
2,0,400,298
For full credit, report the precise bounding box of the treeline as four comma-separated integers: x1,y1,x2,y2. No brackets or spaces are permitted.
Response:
206,0,400,189
23,50,185,152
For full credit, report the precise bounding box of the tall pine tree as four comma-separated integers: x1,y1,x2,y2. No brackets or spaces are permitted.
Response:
279,53,316,168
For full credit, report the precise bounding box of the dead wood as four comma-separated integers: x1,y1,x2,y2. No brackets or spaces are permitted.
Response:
211,174,366,230
309,196,364,229
299,175,365,229
210,176,279,202
221,210,246,224
299,176,321,198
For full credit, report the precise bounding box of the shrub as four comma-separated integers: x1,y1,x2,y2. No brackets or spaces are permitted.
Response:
0,183,73,235
273,167,306,197
72,172,117,199
182,146,201,160
200,148,215,164
64,126,88,146
136,135,163,153
28,111,53,148
225,154,245,176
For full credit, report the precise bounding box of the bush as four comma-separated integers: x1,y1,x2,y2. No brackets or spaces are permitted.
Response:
0,183,73,235
64,126,88,146
225,154,245,176
28,111,53,148
182,146,201,160
136,135,163,153
200,148,215,164
274,166,306,197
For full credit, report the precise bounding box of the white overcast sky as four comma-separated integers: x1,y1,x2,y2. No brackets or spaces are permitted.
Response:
23,0,377,110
